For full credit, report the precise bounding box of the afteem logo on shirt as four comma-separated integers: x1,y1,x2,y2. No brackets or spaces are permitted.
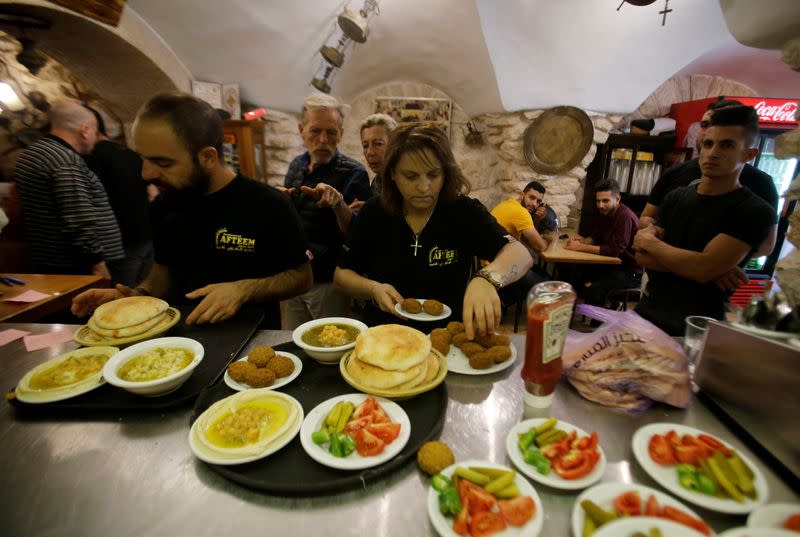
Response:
428,245,458,267
215,227,256,252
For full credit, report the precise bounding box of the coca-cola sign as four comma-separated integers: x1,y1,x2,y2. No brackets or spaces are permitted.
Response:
733,97,798,125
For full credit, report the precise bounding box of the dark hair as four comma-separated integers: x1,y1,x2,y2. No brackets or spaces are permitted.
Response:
707,98,743,111
709,105,760,146
136,93,224,156
595,178,620,196
380,123,471,215
84,105,106,136
523,180,545,194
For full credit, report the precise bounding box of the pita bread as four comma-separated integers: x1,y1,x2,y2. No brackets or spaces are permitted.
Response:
353,324,430,371
92,296,168,330
421,352,440,384
345,355,427,389
88,312,168,338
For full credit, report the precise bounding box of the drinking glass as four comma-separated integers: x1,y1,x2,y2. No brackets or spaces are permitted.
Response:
683,315,715,377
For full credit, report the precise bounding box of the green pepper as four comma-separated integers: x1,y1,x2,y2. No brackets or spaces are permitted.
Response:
676,464,699,491
438,486,461,517
696,473,716,496
518,428,537,452
523,449,551,475
431,474,452,493
329,430,344,457
337,433,356,457
311,430,330,445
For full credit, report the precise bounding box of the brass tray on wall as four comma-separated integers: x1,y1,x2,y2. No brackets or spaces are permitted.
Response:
523,105,594,175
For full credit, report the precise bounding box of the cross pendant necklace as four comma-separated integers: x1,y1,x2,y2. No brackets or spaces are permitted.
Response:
406,209,433,257
410,234,422,256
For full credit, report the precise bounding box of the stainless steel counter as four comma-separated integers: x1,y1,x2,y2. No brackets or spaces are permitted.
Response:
1,324,797,537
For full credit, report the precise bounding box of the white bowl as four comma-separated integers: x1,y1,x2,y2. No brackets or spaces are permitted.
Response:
102,337,204,396
292,317,367,364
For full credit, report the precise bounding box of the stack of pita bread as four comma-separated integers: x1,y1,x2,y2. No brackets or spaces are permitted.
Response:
84,296,173,342
345,324,441,392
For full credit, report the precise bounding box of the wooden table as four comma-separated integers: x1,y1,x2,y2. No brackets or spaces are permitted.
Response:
539,229,622,265
0,273,108,323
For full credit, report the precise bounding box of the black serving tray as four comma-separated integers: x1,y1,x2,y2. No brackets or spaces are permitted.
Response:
191,341,448,496
9,304,264,414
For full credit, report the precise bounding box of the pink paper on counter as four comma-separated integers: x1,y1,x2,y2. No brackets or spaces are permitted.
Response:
23,330,75,352
2,290,52,303
0,328,29,347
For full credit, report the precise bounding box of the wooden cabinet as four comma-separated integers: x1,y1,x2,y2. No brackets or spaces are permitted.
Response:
579,134,690,236
222,121,267,182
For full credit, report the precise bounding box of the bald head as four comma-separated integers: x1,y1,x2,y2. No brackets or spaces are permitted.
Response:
49,99,99,155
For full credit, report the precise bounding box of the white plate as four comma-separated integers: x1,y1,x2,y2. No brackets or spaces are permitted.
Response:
571,482,711,537
428,459,544,537
395,300,452,321
788,338,800,349
506,418,605,490
731,322,796,340
591,516,707,537
299,393,410,470
223,351,302,391
188,392,303,466
446,342,517,375
719,528,798,537
748,503,800,529
631,423,769,514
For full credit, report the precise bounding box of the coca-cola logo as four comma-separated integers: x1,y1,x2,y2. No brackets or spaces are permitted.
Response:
753,100,798,123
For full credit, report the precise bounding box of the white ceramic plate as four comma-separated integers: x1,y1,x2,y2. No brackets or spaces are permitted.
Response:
718,528,798,537
188,392,303,466
787,338,800,349
446,342,517,375
571,482,711,537
223,351,302,391
299,393,410,470
748,503,800,529
395,300,452,321
591,516,707,537
428,459,544,537
730,322,796,340
506,418,605,490
631,423,769,514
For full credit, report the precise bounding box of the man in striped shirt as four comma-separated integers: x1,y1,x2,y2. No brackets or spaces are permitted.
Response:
14,99,123,278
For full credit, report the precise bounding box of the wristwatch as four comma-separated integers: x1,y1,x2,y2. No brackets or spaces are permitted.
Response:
474,269,503,290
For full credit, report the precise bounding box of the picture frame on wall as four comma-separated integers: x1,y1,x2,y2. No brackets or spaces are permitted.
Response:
191,81,222,109
374,97,452,136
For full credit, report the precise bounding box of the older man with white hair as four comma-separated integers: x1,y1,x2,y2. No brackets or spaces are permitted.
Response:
282,93,371,328
14,98,123,278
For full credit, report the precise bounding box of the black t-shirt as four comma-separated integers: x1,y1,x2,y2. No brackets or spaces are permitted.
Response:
648,159,778,210
339,196,513,326
636,185,775,335
152,175,309,327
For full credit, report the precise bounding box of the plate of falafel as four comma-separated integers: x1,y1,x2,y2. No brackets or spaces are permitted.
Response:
395,298,451,321
429,321,517,375
224,345,302,391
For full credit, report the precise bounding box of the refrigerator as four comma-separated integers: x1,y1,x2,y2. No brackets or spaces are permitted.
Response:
669,96,799,278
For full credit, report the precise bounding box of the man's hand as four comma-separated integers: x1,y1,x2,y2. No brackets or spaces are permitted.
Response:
92,261,112,280
370,282,405,318
184,281,250,325
713,266,749,292
348,199,365,212
300,183,344,208
71,284,136,317
274,186,296,195
462,277,501,340
564,238,583,252
533,206,547,224
639,216,654,229
634,225,659,252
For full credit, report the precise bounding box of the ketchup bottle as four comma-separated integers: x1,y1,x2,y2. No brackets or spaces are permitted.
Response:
521,281,576,408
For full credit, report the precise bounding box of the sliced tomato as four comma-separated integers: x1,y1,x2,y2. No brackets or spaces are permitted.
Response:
542,441,569,461
674,444,703,466
498,496,535,527
553,451,596,480
353,428,385,457
644,494,660,517
613,491,642,517
466,488,497,516
587,431,598,451
469,510,506,537
371,405,391,424
648,434,677,465
697,434,733,457
344,415,373,435
452,495,470,535
661,506,712,536
784,513,800,531
352,396,377,420
458,478,485,504
665,430,680,447
558,450,585,470
366,422,400,443
681,434,712,460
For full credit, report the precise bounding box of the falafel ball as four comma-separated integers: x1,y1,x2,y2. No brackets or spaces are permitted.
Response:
248,346,276,367
228,361,258,383
422,299,444,316
452,332,470,348
417,440,455,476
474,333,510,348
429,328,451,356
446,321,465,335
244,367,276,388
460,341,486,358
401,298,423,314
266,354,295,378
469,351,494,370
485,345,513,363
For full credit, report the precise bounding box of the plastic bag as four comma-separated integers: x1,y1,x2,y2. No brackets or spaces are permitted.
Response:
562,304,691,411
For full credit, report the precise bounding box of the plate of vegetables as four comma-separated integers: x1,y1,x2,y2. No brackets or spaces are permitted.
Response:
299,393,409,470
505,417,605,490
747,503,800,531
571,482,712,537
632,423,769,514
590,516,708,537
428,460,543,537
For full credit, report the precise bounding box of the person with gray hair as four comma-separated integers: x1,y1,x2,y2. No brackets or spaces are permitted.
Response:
282,93,370,328
14,98,123,279
351,112,398,212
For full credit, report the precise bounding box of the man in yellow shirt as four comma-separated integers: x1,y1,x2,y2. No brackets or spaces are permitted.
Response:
491,181,550,252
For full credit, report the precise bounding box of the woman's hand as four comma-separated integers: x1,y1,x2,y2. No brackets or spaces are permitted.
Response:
370,282,405,317
462,277,501,340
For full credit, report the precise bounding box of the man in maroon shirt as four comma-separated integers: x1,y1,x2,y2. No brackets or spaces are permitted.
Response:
566,179,642,307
